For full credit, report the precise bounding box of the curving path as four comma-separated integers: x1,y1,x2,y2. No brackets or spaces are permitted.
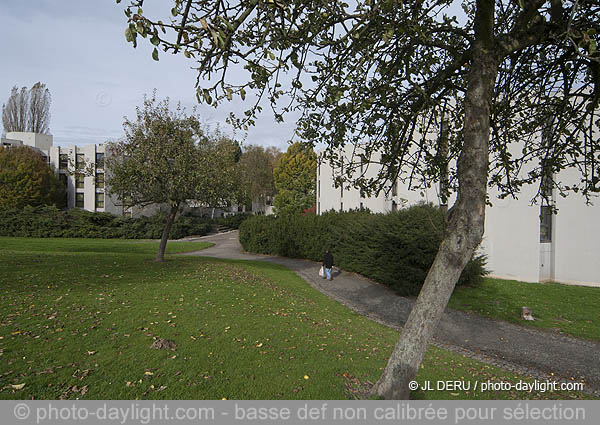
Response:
180,231,600,397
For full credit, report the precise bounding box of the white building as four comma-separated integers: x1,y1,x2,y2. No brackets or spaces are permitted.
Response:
2,132,146,216
317,146,600,288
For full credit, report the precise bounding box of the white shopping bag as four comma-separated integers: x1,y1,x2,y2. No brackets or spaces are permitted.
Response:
318,266,324,277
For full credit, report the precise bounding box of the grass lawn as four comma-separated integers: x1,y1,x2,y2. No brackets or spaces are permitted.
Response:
449,278,600,341
0,237,594,400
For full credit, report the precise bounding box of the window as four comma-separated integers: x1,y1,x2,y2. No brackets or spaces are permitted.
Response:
340,184,344,198
95,152,105,169
360,202,363,210
540,206,553,243
340,202,343,211
392,180,398,197
96,173,105,188
76,193,84,208
59,154,68,169
541,174,553,203
76,153,85,169
59,173,68,187
95,192,104,209
75,175,84,189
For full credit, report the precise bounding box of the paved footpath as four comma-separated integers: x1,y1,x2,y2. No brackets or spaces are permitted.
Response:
181,231,600,397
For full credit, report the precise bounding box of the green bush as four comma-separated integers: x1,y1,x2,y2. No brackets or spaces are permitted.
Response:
0,206,212,240
214,212,253,229
239,205,488,296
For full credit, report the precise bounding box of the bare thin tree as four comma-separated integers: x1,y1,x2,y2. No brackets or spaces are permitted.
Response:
2,86,29,133
27,82,51,134
2,83,51,134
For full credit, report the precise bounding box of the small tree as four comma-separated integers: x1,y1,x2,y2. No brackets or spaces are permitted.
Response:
273,142,317,216
106,94,238,261
0,146,65,209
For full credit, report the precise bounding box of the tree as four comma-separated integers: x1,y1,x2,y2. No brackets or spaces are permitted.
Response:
27,82,52,134
2,87,28,133
0,146,65,209
237,144,281,211
2,82,51,134
273,142,317,215
106,93,239,262
119,0,600,398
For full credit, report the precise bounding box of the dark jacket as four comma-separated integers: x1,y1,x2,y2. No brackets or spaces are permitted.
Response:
323,252,334,268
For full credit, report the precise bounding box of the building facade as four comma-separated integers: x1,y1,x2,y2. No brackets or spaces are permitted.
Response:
317,146,600,288
2,132,145,216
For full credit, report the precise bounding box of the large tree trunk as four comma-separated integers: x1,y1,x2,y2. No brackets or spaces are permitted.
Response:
373,0,498,400
156,203,179,262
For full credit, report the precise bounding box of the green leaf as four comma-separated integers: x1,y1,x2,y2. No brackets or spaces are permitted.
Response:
226,88,233,101
202,90,212,104
152,47,159,61
171,7,178,16
184,50,191,58
240,88,246,101
151,34,160,46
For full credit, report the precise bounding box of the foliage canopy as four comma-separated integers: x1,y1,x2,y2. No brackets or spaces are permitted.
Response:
118,0,600,398
118,0,599,198
273,142,317,215
0,146,65,210
106,93,239,260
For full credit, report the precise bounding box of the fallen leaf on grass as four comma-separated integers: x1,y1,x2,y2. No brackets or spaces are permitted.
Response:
11,383,25,390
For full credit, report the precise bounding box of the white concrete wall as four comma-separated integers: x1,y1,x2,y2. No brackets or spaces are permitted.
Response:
1,137,24,147
317,150,392,214
552,167,600,286
6,132,53,153
316,144,600,286
481,186,541,283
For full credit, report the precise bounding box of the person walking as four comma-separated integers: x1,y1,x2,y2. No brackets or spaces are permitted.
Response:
323,249,334,281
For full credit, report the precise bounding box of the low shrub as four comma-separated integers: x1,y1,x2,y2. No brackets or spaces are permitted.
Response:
214,212,253,229
239,204,488,296
0,206,212,240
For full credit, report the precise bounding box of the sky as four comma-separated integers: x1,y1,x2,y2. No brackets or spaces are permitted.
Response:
0,0,297,149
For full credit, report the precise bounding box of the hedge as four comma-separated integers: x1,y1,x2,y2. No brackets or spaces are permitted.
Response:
0,206,212,240
239,204,488,296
